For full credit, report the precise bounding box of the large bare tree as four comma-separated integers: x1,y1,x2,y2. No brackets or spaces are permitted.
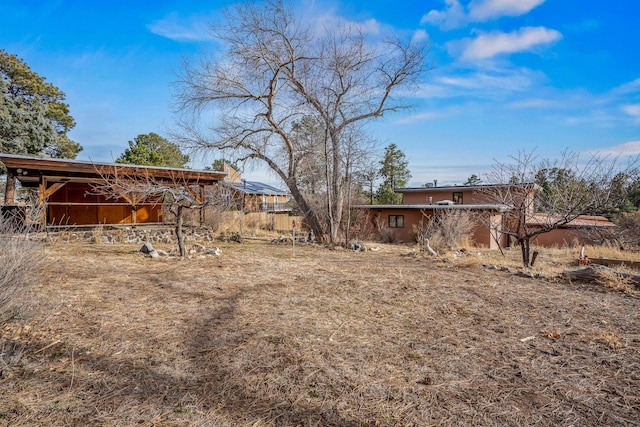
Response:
173,0,430,243
480,150,639,266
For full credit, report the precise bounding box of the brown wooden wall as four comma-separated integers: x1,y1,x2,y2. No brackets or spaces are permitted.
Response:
46,182,161,226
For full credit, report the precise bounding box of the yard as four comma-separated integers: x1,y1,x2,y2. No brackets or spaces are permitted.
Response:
1,238,639,426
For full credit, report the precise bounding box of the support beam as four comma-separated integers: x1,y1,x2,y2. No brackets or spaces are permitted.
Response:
199,185,205,226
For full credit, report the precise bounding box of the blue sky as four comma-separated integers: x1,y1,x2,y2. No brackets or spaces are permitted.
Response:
3,0,639,186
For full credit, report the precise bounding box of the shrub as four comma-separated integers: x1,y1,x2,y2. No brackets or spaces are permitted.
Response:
0,213,45,325
415,210,476,253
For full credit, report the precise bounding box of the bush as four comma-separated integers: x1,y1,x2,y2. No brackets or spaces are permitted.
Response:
217,230,242,243
0,213,44,325
415,210,476,253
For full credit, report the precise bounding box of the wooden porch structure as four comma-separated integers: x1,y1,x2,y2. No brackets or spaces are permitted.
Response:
0,154,226,228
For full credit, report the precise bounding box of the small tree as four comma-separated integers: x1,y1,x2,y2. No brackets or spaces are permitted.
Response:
481,149,639,266
91,166,220,256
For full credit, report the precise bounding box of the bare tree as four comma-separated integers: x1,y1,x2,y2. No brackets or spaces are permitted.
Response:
480,149,639,266
173,0,430,243
91,166,222,257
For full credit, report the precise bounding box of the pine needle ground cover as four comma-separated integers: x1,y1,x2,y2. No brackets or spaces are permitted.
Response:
1,240,638,426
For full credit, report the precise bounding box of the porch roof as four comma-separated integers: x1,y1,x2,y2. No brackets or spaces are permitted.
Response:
0,154,226,186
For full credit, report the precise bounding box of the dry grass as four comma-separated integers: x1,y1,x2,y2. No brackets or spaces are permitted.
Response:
1,238,639,426
0,219,45,324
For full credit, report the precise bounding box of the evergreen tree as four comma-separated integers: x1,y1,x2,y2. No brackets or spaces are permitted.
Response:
376,143,411,204
208,159,239,171
464,174,482,186
116,133,189,168
1,49,81,203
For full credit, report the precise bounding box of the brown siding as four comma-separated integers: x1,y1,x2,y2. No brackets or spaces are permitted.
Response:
46,182,162,226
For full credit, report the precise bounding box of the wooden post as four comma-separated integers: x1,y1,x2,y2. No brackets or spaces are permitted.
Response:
292,219,296,257
4,170,16,205
39,180,67,228
39,177,46,228
199,184,205,226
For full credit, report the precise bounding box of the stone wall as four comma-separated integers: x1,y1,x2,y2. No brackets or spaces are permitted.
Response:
41,226,218,245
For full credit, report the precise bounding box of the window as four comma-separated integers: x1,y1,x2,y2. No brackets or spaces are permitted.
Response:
452,192,463,204
388,214,404,228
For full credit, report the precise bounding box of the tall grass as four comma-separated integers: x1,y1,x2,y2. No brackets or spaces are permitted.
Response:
0,210,45,324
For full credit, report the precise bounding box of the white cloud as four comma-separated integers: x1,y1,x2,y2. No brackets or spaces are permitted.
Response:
612,78,640,96
412,29,429,43
438,68,541,93
147,13,213,42
312,11,381,37
422,0,546,30
395,111,442,124
622,104,640,122
468,0,546,21
405,67,542,101
456,26,562,61
507,98,555,109
421,0,466,30
593,141,640,156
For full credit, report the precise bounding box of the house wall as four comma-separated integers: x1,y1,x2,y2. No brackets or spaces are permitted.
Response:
231,193,286,212
369,209,424,242
365,208,505,249
530,227,603,248
223,163,243,181
401,187,536,211
402,188,486,205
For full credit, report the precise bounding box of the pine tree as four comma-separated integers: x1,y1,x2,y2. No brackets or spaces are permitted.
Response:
376,144,411,204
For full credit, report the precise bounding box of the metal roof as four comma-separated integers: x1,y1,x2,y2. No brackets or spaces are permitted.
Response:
221,180,289,195
396,183,541,192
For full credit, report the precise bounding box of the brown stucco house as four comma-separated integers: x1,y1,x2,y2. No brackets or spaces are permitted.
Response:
358,184,513,249
357,183,616,249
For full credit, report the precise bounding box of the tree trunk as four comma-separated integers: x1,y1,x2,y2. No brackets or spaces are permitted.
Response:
520,238,531,267
4,172,16,205
287,179,325,241
175,205,186,257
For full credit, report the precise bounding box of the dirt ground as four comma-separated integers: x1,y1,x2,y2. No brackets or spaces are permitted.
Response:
1,239,639,426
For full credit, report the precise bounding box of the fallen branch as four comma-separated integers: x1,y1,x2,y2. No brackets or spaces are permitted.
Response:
563,265,640,288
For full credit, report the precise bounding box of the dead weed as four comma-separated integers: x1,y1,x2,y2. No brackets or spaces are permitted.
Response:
0,240,639,426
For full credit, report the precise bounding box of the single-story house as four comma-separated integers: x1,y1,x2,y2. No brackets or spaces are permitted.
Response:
356,184,616,249
0,153,226,227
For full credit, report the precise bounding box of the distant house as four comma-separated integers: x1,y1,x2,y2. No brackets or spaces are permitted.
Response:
0,153,225,227
356,184,615,249
525,213,616,247
219,163,291,213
